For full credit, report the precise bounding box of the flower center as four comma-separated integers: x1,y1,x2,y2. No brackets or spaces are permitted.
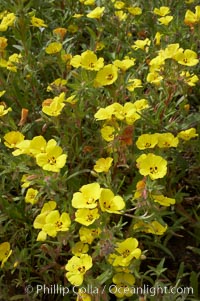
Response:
4,250,9,257
48,156,56,165
89,62,95,68
78,266,86,273
87,214,94,222
86,197,95,204
150,166,158,174
122,249,130,257
103,201,111,209
29,192,36,199
106,74,114,80
56,221,63,228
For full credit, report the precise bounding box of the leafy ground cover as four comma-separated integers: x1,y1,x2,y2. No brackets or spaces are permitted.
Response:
0,0,200,300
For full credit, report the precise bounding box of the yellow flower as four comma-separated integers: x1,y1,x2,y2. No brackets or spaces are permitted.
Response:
184,6,200,26
69,55,81,68
123,103,139,125
31,16,47,28
0,11,7,19
114,266,132,274
127,7,142,15
0,12,16,31
113,58,135,71
86,7,105,19
72,182,101,209
21,174,38,188
114,1,125,9
6,53,22,72
47,78,67,92
149,55,165,73
54,92,66,103
0,242,12,268
113,100,149,125
42,99,65,116
76,289,92,301
79,227,101,244
42,93,66,116
12,135,46,157
159,43,181,60
174,49,199,66
21,174,31,188
136,133,158,150
65,254,92,286
11,139,31,156
75,208,100,226
70,50,104,71
147,72,163,85
0,37,7,51
132,99,149,111
157,133,179,148
93,157,113,173
154,32,162,45
111,273,135,298
61,52,72,63
33,201,57,241
0,90,5,97
79,0,95,4
109,237,141,267
94,64,118,87
45,42,62,54
43,210,71,237
131,38,151,51
106,102,124,120
133,220,167,235
72,242,89,256
95,103,122,121
41,201,57,215
25,188,39,205
65,95,78,104
101,125,116,141
0,105,12,117
36,139,67,172
180,71,199,86
126,78,142,92
99,188,125,214
177,128,198,140
4,131,24,148
153,6,170,16
28,135,47,156
115,11,127,21
158,16,173,26
36,231,47,242
148,221,167,235
136,153,167,180
94,107,113,121
152,194,176,206
149,58,164,71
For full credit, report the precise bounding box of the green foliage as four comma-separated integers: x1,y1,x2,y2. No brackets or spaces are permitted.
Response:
0,0,199,300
